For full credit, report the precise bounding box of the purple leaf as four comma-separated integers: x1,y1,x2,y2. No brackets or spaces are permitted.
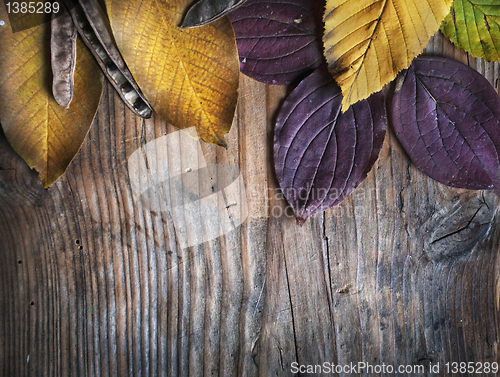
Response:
229,0,324,85
274,67,387,225
392,56,500,196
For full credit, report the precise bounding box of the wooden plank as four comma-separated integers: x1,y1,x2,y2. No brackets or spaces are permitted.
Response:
0,32,499,376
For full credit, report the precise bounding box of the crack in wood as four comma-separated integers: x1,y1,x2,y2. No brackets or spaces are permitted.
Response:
423,192,497,261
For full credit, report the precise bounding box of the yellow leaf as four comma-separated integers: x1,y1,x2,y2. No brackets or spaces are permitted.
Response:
105,0,240,147
0,11,103,188
324,0,453,112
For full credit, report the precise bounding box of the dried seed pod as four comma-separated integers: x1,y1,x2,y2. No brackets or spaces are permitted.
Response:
181,0,247,28
64,0,153,118
51,6,77,109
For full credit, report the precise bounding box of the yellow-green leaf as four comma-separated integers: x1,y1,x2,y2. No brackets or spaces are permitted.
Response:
0,11,103,188
441,0,500,61
324,0,453,112
105,0,240,147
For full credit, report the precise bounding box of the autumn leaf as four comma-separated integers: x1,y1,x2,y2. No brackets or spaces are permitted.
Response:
229,0,324,85
274,67,386,224
441,0,500,61
105,0,240,147
392,56,500,196
323,0,452,112
0,9,103,188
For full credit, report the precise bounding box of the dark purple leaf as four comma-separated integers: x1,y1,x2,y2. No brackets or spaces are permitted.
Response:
181,0,246,28
274,67,387,225
392,56,500,196
229,0,324,85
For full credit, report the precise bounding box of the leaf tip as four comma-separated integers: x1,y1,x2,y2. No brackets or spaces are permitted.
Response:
215,136,228,149
296,217,306,226
340,100,350,113
40,172,56,189
198,130,228,148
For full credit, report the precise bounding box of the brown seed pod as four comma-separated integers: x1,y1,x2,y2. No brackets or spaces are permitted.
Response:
50,6,77,109
181,0,247,28
64,0,153,118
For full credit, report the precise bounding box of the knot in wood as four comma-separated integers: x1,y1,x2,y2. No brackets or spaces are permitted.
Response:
422,192,497,261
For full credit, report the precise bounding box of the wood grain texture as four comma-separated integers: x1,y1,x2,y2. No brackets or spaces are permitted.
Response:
0,32,499,376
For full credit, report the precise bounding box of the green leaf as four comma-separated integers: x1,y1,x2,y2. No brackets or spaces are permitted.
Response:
441,0,500,61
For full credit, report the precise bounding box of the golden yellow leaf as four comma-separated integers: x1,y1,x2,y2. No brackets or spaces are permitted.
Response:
324,0,453,112
105,0,240,147
0,10,103,188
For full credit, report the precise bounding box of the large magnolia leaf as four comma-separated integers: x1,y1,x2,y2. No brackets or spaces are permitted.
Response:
106,0,240,147
323,0,452,112
0,9,103,188
392,56,500,196
441,0,500,61
274,67,387,225
229,0,324,85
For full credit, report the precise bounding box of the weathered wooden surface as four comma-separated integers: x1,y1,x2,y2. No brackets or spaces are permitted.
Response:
0,33,499,376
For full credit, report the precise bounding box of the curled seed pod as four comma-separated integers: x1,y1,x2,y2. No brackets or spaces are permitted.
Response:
50,6,77,109
64,0,153,118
